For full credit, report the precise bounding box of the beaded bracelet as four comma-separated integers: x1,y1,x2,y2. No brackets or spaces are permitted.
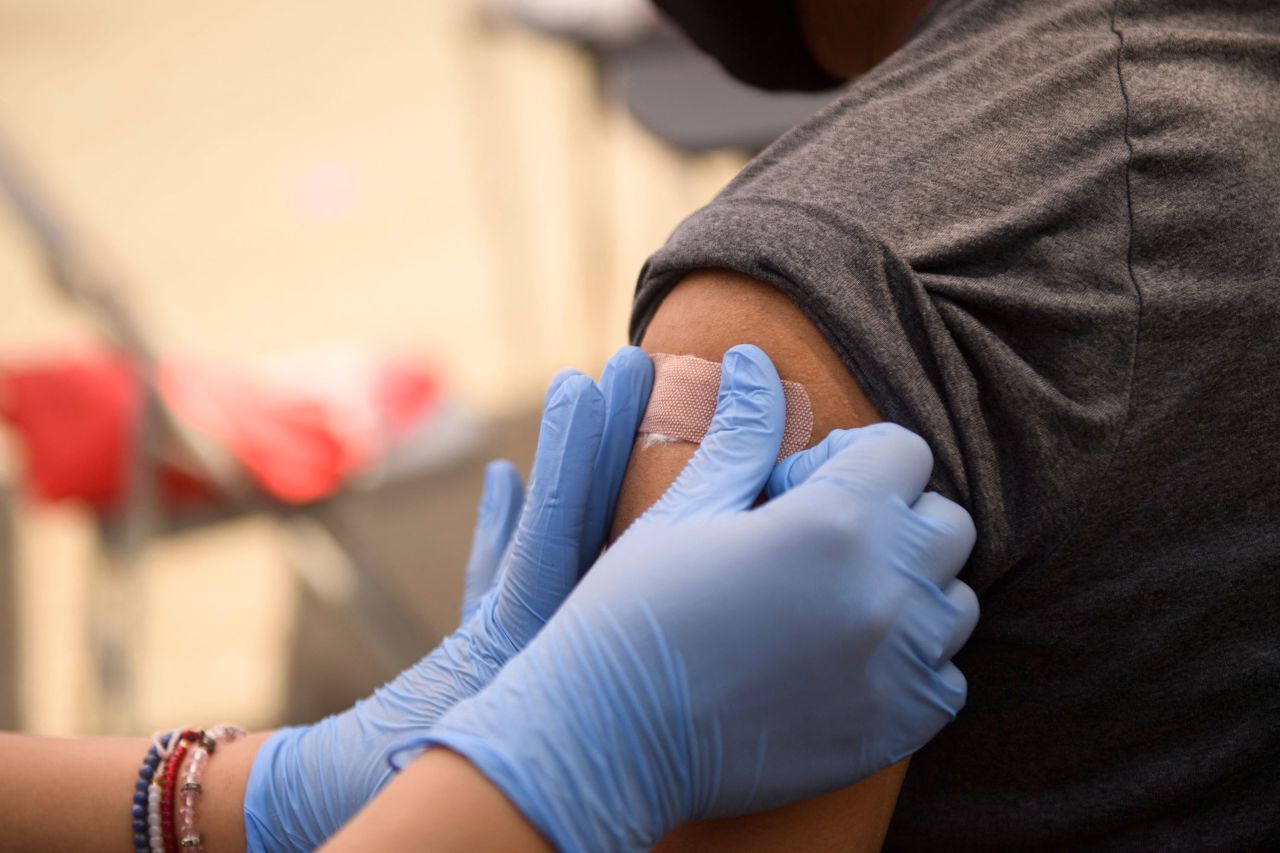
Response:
175,725,247,851
132,730,180,853
134,724,247,853
160,730,202,852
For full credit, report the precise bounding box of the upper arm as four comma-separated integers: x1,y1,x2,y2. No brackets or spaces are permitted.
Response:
611,268,882,538
609,268,909,852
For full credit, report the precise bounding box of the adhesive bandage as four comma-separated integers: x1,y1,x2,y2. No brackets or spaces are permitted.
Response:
638,353,814,460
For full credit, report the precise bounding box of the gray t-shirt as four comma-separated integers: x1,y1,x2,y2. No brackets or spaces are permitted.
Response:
632,1,1280,848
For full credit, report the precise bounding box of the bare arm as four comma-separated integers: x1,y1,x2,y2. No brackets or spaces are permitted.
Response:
0,731,266,853
0,732,549,852
321,748,552,853
614,268,908,853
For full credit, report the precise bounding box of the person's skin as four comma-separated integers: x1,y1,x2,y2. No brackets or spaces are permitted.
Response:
614,270,908,852
795,0,934,79
0,731,266,852
322,748,550,852
0,732,551,852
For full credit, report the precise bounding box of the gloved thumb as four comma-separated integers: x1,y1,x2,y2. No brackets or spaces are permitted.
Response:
495,373,605,639
639,344,785,525
767,423,934,521
578,346,654,575
765,426,866,499
460,459,524,622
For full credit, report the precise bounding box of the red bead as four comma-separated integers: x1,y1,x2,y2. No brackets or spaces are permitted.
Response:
158,736,200,853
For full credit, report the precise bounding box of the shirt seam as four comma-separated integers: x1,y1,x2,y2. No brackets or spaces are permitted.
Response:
1025,0,1145,578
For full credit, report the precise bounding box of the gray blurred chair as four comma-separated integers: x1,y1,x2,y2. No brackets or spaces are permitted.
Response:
0,130,485,733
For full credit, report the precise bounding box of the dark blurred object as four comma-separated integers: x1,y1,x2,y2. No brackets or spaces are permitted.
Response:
481,0,844,154
616,30,843,153
650,0,845,92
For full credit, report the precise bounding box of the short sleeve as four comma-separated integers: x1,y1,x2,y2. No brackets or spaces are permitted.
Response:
631,195,1136,594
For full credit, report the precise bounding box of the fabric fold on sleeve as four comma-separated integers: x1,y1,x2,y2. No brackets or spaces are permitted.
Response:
630,196,1133,593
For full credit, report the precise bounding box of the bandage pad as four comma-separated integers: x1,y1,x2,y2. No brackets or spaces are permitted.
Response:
639,353,814,460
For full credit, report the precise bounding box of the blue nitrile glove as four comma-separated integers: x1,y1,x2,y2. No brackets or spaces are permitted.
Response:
242,346,653,852
419,344,980,852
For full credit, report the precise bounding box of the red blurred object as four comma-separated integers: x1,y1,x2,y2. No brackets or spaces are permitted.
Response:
0,350,444,511
0,353,135,508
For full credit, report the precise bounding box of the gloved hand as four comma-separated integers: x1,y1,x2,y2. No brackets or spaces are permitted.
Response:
242,346,653,852
420,344,980,852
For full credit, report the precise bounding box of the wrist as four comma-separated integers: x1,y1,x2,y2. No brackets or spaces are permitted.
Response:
191,730,268,853
244,724,365,853
123,727,266,853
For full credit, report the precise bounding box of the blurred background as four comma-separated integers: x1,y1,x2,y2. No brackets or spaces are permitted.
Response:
0,0,838,737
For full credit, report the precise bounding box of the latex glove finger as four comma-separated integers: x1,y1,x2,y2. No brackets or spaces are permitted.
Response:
765,426,864,499
578,346,654,574
882,655,969,766
497,373,606,637
460,460,525,622
908,491,977,587
542,368,577,405
938,580,980,665
769,423,934,521
640,344,785,524
931,660,969,716
893,569,980,677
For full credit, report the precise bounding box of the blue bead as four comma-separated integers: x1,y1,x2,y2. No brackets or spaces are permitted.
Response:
133,818,147,832
138,766,152,780
133,832,147,846
135,779,148,792
143,753,159,768
133,791,146,806
130,803,144,819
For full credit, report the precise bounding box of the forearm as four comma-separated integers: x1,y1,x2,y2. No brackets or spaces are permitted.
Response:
0,733,149,851
0,731,267,853
321,748,552,853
